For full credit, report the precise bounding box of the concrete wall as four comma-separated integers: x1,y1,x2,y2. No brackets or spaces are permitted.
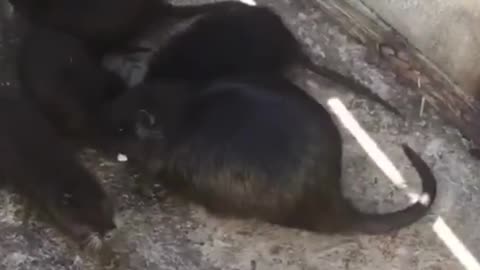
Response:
356,0,480,96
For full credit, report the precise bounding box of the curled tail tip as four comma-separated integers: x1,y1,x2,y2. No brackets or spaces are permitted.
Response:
401,143,437,202
351,144,437,235
401,143,415,157
401,144,431,171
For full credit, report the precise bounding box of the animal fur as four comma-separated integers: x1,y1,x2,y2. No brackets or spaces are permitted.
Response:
104,75,436,234
0,95,116,245
142,1,401,116
17,26,126,144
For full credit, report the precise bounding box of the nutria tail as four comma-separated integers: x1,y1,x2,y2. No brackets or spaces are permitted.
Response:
349,144,437,234
299,53,402,117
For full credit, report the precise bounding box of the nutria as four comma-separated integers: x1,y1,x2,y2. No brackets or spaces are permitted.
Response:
7,0,171,53
103,75,435,234
0,95,116,249
7,0,257,54
141,1,400,116
17,26,126,144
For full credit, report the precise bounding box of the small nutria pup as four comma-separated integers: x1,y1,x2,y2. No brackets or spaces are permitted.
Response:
0,95,116,250
141,1,400,116
103,75,436,234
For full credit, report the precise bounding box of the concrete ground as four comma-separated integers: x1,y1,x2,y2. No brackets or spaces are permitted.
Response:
0,0,479,269
357,0,480,96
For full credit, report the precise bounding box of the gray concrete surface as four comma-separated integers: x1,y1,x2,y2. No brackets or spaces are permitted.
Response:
1,0,480,269
354,0,480,96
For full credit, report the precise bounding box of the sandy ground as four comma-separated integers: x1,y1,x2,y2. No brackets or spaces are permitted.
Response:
0,0,479,269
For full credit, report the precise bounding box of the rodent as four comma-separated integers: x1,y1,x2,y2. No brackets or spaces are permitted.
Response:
141,1,401,116
16,26,126,145
103,75,436,234
0,95,116,249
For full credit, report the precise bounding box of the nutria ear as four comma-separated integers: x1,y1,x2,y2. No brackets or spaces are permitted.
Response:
135,109,158,139
136,109,155,128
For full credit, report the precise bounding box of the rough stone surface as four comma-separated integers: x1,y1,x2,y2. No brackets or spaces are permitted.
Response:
356,0,480,96
0,0,479,269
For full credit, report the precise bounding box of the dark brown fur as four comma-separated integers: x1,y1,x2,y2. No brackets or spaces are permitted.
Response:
8,0,171,53
7,0,255,54
104,75,436,234
0,96,116,245
17,26,126,146
144,1,401,116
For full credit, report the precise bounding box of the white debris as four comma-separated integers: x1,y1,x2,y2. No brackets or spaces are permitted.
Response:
117,153,128,162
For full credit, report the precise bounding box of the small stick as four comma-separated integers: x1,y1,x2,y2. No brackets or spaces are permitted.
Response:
419,96,426,117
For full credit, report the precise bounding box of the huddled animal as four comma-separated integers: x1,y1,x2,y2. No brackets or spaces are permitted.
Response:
103,75,436,234
7,0,170,54
0,0,435,258
17,26,126,145
0,94,116,249
0,0,124,251
114,1,401,116
11,0,400,144
7,0,263,54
